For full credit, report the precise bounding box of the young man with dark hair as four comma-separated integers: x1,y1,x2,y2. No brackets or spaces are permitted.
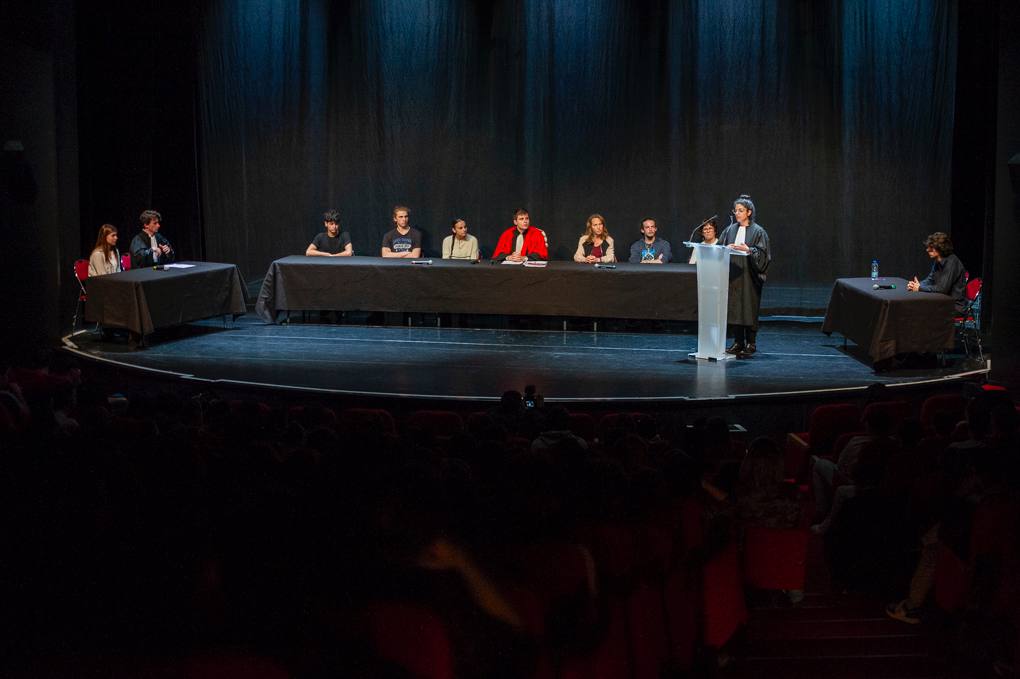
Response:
381,205,422,258
306,209,353,257
490,208,548,262
130,209,175,268
906,231,966,312
628,218,672,264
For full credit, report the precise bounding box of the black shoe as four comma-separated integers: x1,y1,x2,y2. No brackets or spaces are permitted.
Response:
726,342,744,355
740,343,757,357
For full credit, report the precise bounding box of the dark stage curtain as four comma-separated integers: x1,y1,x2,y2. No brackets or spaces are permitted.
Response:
197,0,956,305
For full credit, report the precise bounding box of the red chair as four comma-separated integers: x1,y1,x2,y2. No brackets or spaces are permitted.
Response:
71,258,89,330
742,524,810,592
920,393,965,435
862,399,912,428
702,541,748,649
287,404,336,429
567,412,597,442
935,494,1019,612
954,276,983,360
338,407,397,436
367,601,454,679
597,411,648,441
406,409,464,439
785,403,861,479
827,430,866,463
121,252,132,270
677,495,748,650
178,651,292,678
934,542,968,612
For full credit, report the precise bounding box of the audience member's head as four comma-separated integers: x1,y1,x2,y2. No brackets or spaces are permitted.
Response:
737,437,785,494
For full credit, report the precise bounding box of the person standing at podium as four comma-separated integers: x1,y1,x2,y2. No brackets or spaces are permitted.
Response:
719,195,771,357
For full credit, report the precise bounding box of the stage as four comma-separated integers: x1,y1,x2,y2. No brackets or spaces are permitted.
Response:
62,315,989,403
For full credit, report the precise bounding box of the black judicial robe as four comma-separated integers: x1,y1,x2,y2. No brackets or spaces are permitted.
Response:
719,222,771,329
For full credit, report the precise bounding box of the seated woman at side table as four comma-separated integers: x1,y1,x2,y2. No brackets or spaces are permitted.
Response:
88,224,122,276
573,213,616,264
442,218,480,261
688,218,720,264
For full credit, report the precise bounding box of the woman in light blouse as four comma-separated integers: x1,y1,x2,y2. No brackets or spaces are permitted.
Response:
573,214,615,264
88,224,122,276
688,218,720,264
441,218,480,261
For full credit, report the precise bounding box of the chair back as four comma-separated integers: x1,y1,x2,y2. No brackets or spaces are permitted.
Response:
74,259,89,283
73,259,89,302
368,601,454,679
806,403,862,455
965,276,982,302
121,252,132,270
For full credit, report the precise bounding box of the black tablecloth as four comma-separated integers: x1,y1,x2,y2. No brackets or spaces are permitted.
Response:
255,256,702,323
84,262,249,336
822,277,955,362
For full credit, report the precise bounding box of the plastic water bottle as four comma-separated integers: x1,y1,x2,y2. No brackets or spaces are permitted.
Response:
870,259,879,280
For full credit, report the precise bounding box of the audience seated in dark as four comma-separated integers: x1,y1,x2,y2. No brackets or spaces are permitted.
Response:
3,354,1016,677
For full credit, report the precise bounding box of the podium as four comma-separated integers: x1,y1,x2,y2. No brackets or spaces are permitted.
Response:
684,242,747,361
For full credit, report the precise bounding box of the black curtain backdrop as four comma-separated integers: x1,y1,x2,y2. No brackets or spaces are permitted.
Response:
197,0,958,302
77,1,203,269
79,1,959,312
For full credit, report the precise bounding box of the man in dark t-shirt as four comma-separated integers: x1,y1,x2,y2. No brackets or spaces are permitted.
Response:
306,209,353,257
381,205,422,258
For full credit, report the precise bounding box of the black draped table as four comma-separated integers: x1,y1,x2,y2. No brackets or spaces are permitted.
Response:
822,277,955,363
255,256,700,322
84,262,249,337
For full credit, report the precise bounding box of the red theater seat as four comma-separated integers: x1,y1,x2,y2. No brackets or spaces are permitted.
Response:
406,409,464,438
367,601,454,679
339,407,397,436
919,393,965,435
785,403,862,479
742,524,810,592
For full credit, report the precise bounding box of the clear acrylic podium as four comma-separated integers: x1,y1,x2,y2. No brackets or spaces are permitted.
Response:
684,242,747,361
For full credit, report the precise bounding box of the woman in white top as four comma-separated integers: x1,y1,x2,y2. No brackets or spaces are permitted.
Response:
573,214,616,264
441,218,480,261
688,218,720,264
88,224,122,276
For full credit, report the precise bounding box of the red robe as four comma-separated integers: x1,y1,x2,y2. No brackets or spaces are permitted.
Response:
490,226,549,261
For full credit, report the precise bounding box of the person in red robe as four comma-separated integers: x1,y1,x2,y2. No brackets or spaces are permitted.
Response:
491,208,548,262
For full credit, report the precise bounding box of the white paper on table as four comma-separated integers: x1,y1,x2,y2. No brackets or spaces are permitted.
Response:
163,263,197,269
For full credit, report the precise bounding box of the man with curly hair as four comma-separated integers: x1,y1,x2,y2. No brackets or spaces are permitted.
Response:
906,232,967,312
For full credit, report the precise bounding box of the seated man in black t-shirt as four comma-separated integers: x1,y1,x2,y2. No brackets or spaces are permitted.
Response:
305,209,353,257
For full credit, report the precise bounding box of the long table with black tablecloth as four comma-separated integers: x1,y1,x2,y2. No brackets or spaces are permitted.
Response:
822,277,955,363
84,262,249,337
255,256,704,323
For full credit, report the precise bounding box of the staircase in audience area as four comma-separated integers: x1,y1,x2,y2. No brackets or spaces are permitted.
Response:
723,535,948,679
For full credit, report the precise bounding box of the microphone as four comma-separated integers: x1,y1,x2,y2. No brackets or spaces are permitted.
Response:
688,215,719,245
873,283,897,290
